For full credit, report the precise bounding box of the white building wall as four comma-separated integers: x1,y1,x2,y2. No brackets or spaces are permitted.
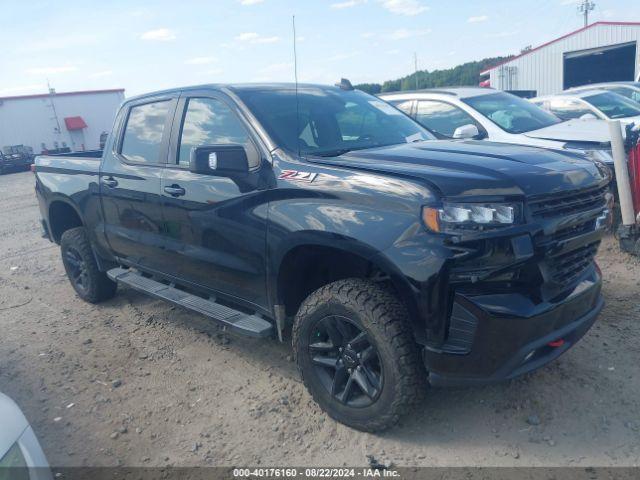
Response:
488,23,640,96
0,90,124,153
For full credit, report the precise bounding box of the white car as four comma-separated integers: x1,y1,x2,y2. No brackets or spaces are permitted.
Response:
379,88,614,167
567,82,640,105
532,89,640,127
0,393,51,480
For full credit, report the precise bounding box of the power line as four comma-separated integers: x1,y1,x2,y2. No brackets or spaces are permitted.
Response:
577,0,595,27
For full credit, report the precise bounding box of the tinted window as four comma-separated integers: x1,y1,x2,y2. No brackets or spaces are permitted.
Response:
178,98,253,166
582,92,640,119
605,86,640,104
416,100,478,138
463,92,561,133
121,101,171,163
547,98,594,121
235,87,434,157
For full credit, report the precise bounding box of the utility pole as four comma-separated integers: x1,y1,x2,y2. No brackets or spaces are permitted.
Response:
413,52,418,90
578,0,595,27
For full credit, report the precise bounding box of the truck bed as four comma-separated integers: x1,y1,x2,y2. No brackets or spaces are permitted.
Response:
35,151,102,175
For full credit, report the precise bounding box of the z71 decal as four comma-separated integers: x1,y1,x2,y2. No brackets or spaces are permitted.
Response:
278,170,318,183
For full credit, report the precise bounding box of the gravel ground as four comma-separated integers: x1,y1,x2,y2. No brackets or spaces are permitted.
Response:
0,170,639,468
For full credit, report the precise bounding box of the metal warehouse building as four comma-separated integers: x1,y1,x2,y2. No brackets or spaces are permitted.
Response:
481,21,640,97
0,89,124,154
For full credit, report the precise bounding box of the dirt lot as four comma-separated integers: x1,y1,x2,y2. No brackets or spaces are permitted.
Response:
0,170,639,468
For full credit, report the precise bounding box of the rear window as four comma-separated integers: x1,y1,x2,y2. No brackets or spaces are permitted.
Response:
120,101,171,163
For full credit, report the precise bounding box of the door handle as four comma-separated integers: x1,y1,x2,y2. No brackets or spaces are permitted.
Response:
164,185,186,197
101,177,118,188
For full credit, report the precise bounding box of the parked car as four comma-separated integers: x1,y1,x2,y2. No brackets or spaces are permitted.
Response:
34,82,609,431
532,89,640,127
379,88,614,168
0,145,34,175
567,82,640,105
0,393,51,480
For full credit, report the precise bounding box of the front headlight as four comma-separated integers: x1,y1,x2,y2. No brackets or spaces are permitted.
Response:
422,203,520,233
585,149,614,164
0,443,29,480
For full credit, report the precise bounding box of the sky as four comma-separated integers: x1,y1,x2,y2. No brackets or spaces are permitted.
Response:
1,0,639,97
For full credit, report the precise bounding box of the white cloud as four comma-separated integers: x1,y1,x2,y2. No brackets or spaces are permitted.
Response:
88,70,113,78
20,33,99,53
205,68,224,75
379,0,429,16
331,0,367,9
468,15,488,23
259,62,293,74
387,28,431,40
0,84,44,96
239,0,263,4
361,32,376,38
326,52,360,61
185,56,218,65
140,28,176,41
484,30,519,38
235,32,279,44
26,65,77,75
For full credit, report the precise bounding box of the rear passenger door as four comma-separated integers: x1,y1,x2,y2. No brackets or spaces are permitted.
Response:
159,92,270,308
100,95,177,273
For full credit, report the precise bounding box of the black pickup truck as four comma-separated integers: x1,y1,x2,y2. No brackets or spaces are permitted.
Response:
34,82,611,431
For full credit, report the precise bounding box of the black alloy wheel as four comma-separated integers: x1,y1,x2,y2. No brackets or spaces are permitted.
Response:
309,315,383,408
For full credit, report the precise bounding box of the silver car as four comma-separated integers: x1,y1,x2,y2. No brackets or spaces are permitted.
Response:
379,88,614,167
0,393,51,480
567,82,640,105
532,89,640,127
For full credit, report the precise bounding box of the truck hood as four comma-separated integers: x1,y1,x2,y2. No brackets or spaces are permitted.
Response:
316,140,606,198
522,118,611,144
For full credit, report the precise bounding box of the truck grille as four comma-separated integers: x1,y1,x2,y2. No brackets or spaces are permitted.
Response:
529,185,608,219
547,241,600,285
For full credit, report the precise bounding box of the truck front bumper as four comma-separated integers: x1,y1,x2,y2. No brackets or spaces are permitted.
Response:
424,268,603,387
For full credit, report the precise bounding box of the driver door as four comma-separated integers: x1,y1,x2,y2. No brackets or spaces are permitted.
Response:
160,92,270,309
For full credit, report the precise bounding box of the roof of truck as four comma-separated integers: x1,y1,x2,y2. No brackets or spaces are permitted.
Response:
125,83,349,102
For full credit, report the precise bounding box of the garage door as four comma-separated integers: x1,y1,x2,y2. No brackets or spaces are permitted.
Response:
564,41,637,89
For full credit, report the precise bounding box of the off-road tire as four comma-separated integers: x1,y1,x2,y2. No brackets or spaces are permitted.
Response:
60,227,117,303
293,278,426,432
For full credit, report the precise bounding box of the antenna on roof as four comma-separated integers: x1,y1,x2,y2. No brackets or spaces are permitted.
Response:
292,15,300,158
335,78,354,90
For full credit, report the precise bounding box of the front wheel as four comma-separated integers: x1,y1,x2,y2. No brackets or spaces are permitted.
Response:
292,279,425,432
60,227,117,303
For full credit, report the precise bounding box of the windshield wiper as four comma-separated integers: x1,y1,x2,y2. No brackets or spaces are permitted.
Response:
313,148,356,157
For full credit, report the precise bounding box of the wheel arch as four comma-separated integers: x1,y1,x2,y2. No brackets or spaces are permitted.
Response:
273,236,421,338
47,198,84,243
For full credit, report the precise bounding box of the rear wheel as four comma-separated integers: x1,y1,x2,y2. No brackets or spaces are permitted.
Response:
293,279,425,431
60,227,117,303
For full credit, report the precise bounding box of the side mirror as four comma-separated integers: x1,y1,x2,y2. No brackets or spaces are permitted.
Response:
579,113,598,120
452,124,481,140
189,145,249,175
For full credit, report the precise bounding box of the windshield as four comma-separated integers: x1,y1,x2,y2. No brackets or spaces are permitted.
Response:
234,87,435,157
583,92,640,119
463,92,561,134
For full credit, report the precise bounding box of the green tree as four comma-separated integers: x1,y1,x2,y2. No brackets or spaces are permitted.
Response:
355,56,512,94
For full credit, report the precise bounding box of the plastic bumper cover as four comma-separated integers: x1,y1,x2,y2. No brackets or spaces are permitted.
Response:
425,270,603,387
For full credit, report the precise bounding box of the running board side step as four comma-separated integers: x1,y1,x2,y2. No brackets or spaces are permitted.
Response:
107,268,274,338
